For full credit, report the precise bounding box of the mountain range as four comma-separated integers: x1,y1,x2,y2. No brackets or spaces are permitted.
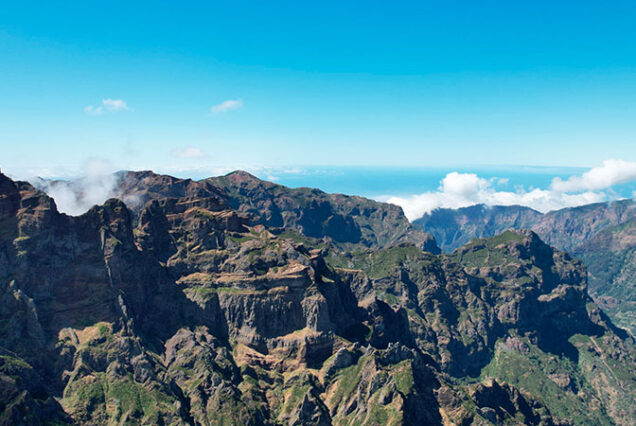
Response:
414,201,636,335
1,170,635,425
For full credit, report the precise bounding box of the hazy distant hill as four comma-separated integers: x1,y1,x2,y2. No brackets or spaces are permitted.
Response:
574,218,636,336
413,204,542,252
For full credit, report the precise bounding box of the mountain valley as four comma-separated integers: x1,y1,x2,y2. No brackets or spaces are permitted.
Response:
1,171,635,425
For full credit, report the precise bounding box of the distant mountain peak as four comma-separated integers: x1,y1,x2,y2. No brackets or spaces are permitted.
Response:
223,170,263,183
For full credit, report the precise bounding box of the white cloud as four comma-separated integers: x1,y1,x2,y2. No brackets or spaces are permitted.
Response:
32,158,119,216
551,159,636,192
85,98,131,115
84,105,103,115
172,146,206,159
382,160,636,221
441,172,489,199
496,177,509,186
102,98,130,111
211,99,243,114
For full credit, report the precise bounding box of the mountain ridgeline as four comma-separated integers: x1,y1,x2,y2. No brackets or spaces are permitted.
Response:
414,201,636,335
1,171,635,425
113,170,440,253
414,201,636,253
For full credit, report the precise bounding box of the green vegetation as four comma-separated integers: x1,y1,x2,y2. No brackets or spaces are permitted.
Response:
329,245,432,279
329,354,369,408
480,338,612,425
97,322,110,336
281,382,311,415
489,230,528,245
454,245,512,269
0,354,33,375
227,233,254,243
276,229,321,246
2,173,635,425
392,360,414,394
63,372,177,424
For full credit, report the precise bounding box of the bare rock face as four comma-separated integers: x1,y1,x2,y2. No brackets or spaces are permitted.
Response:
414,200,636,253
1,171,636,425
414,204,543,252
116,170,440,253
469,379,551,425
573,217,636,335
417,199,636,338
0,353,70,425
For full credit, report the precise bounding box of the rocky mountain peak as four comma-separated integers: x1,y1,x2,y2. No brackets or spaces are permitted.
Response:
1,171,634,425
0,172,20,219
222,170,265,184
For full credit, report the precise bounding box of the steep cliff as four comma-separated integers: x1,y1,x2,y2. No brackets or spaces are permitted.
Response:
115,170,440,253
416,200,636,336
413,201,636,253
573,218,636,335
1,172,635,425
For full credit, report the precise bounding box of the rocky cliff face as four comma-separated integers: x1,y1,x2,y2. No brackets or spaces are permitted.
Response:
2,172,635,425
414,201,636,253
114,170,440,254
573,218,636,335
533,200,636,252
415,200,636,336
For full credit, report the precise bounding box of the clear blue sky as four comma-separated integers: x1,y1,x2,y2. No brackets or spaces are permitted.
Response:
1,1,636,177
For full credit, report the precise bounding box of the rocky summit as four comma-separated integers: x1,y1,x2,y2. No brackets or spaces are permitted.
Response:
1,171,635,425
415,201,636,336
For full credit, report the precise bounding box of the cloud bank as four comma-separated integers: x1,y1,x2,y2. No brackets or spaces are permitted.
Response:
551,159,636,192
386,159,636,221
28,158,636,220
211,99,243,114
85,98,131,115
32,158,119,216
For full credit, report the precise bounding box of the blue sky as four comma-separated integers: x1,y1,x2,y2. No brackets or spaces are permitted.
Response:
2,1,636,178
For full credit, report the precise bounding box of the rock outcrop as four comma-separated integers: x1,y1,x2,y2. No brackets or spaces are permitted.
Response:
2,172,635,425
112,170,440,253
416,200,636,336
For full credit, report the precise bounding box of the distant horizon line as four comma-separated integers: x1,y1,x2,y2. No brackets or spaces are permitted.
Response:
4,163,592,181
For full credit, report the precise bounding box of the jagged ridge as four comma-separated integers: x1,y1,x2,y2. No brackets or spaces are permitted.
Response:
1,172,635,425
415,201,636,335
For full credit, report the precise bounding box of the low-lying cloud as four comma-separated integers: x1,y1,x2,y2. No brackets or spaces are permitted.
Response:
28,158,636,220
551,159,636,192
32,158,119,216
386,159,636,221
